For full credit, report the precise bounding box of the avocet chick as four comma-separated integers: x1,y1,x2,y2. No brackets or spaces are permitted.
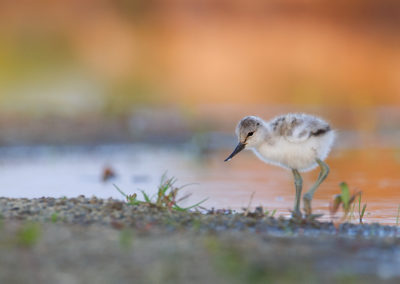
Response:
225,113,335,217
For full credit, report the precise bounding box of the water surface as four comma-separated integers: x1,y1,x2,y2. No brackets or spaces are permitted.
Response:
0,143,399,224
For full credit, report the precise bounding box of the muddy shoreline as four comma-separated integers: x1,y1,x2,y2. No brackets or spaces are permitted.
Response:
1,196,400,283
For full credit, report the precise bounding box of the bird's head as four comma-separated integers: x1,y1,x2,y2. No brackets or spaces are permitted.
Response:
224,116,264,162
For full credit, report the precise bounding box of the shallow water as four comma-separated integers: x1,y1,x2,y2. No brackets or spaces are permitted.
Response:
0,143,399,224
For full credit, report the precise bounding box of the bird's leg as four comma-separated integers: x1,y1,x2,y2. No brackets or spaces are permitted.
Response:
303,159,330,216
291,169,303,218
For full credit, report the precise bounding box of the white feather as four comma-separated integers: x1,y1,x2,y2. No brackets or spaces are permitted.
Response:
242,113,335,172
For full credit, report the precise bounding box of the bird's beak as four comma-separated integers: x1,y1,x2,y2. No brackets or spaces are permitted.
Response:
224,142,245,162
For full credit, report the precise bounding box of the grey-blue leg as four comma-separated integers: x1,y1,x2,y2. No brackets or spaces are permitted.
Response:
292,169,303,217
303,159,330,216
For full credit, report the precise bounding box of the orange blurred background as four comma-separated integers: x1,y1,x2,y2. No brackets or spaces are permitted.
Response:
0,0,399,143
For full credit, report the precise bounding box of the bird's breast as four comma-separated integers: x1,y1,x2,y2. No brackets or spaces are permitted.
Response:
252,138,323,171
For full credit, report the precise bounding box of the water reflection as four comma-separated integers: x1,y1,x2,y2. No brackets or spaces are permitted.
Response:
0,143,399,224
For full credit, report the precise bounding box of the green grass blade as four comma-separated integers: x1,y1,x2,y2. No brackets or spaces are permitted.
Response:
177,198,209,211
141,190,152,203
340,182,350,211
178,183,200,190
161,177,175,195
114,184,127,198
358,193,367,224
171,204,187,212
361,204,367,219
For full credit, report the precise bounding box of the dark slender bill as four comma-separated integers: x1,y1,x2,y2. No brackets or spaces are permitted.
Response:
224,142,245,162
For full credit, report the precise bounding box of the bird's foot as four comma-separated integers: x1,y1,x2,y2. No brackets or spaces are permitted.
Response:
305,213,323,222
302,194,324,222
290,210,303,221
290,211,323,225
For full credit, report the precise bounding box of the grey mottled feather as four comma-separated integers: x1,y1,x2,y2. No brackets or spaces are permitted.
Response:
270,114,331,142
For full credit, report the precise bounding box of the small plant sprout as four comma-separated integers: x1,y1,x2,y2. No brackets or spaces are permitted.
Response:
330,182,365,223
114,173,208,211
114,186,141,206
358,194,367,224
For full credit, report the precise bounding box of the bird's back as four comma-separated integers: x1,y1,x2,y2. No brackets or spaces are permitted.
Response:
269,113,331,143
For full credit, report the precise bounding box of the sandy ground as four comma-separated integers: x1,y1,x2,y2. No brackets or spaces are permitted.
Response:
0,197,399,284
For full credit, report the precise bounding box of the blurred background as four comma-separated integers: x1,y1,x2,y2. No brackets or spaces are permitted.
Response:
0,0,399,222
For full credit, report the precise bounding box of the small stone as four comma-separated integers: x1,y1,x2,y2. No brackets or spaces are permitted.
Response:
110,202,124,211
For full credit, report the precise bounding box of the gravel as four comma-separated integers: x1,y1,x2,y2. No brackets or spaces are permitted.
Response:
0,196,400,283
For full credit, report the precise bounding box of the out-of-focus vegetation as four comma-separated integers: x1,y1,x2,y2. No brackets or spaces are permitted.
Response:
330,182,367,224
0,0,399,143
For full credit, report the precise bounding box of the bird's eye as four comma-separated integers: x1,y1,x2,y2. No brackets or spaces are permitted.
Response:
247,132,254,137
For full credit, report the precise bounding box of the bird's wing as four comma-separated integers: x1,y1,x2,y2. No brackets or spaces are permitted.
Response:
272,114,330,144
